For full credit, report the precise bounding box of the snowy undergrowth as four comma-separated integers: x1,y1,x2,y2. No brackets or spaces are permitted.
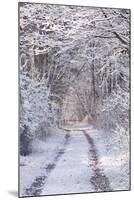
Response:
87,126,130,191
20,128,67,196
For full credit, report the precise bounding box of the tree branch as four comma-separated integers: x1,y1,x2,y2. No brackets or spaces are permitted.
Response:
94,35,116,39
101,8,129,46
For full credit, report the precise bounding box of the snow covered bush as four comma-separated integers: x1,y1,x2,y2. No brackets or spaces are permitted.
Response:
20,71,54,155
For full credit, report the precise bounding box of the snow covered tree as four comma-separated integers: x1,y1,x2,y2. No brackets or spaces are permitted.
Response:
19,2,130,155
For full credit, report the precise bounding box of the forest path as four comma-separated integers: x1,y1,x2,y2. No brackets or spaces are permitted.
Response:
41,130,94,195
25,127,111,196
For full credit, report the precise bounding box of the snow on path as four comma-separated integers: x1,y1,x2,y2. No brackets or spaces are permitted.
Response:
41,131,94,195
20,125,129,197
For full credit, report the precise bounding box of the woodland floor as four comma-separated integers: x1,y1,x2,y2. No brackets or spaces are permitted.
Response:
20,125,129,197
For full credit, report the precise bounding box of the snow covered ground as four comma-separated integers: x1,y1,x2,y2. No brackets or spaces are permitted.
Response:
41,131,94,195
20,128,68,196
20,125,130,197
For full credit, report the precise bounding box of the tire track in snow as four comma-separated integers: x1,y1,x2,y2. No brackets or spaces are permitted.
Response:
25,132,71,197
83,130,111,192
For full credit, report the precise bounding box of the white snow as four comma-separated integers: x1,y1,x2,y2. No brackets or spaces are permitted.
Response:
41,131,94,195
20,125,129,196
